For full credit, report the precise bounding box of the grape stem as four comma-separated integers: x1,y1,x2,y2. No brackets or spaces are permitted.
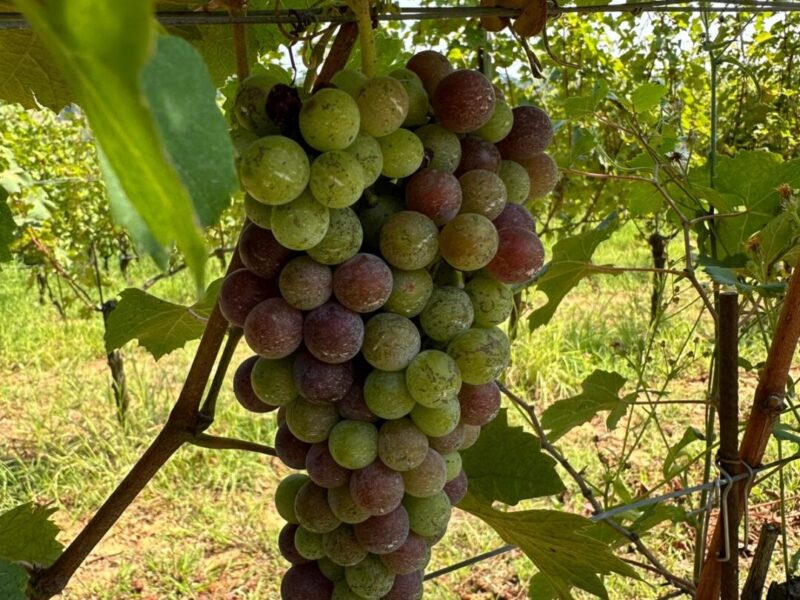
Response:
346,0,377,77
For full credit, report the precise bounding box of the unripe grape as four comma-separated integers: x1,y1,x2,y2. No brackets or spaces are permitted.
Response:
308,207,363,266
328,420,379,470
432,70,495,133
300,88,361,151
285,396,340,443
294,526,325,560
251,356,297,407
420,286,475,342
364,370,416,419
279,523,308,565
275,473,311,524
439,213,498,272
279,256,332,310
378,419,429,472
362,313,421,371
345,554,396,599
496,105,553,160
459,169,507,220
383,268,434,318
240,136,309,205
406,350,462,408
324,525,368,567
380,211,438,270
358,195,404,250
345,133,383,187
443,451,462,481
410,396,461,437
390,70,429,127
377,129,424,179
331,69,367,98
233,355,275,413
403,491,452,538
465,275,514,327
428,425,466,454
309,151,365,209
357,76,410,138
498,159,531,204
460,424,481,450
415,124,461,173
234,74,280,135
244,193,273,229
295,481,342,534
474,98,513,143
328,485,372,525
319,557,345,582
402,448,447,498
271,190,330,251
447,327,511,385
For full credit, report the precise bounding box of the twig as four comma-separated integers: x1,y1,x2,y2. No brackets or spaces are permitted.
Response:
26,227,96,309
197,327,244,433
187,433,277,456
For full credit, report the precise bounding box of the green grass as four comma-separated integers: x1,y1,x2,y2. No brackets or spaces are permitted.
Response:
1,225,798,599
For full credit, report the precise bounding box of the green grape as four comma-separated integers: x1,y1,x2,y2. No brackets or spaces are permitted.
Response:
244,194,272,229
402,448,447,498
474,99,513,143
362,313,421,371
286,396,340,443
239,136,310,205
406,350,462,408
332,581,363,599
308,207,363,265
403,491,452,538
310,151,365,209
345,555,396,599
383,268,434,318
364,370,416,420
439,213,498,272
499,160,531,205
389,68,424,88
271,189,330,250
300,87,361,151
447,326,511,385
295,481,342,534
251,356,297,407
320,557,346,582
459,169,507,220
410,396,461,437
377,129,424,179
378,419,429,472
324,525,368,567
345,133,383,187
230,126,258,164
379,211,438,270
358,195,404,250
390,70,429,127
443,452,462,481
415,124,461,173
465,275,514,327
295,526,326,560
419,286,474,342
331,69,368,98
329,485,372,525
357,76,409,138
329,420,379,470
275,473,310,524
460,424,481,450
234,74,279,135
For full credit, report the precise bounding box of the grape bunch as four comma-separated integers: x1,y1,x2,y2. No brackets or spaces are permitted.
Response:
223,49,556,599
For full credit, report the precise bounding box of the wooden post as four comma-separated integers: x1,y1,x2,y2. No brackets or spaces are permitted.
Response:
742,524,780,600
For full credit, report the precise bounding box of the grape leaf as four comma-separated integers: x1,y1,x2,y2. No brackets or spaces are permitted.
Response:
631,83,668,114
0,559,27,600
0,503,62,565
461,408,564,505
461,494,639,599
0,188,13,262
528,212,620,329
662,426,705,479
13,1,208,285
0,30,72,109
701,265,786,296
540,370,628,441
105,279,221,360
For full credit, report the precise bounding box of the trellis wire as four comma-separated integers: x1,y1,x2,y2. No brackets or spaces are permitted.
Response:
424,451,800,581
3,1,800,29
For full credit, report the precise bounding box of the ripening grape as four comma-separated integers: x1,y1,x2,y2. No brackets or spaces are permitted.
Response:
337,383,378,423
443,451,462,481
328,420,379,470
319,557,345,583
244,193,273,229
406,350,462,408
285,396,340,443
522,152,560,199
279,523,308,565
251,356,298,407
238,223,293,279
350,460,405,515
460,424,481,450
243,298,303,359
357,76,410,138
380,533,431,575
447,327,511,385
355,505,410,555
271,190,331,251
281,562,333,600
328,485,372,525
465,275,514,327
380,211,439,270
486,226,545,284
459,169,508,220
219,268,278,328
377,129,425,179
233,356,275,413
324,525,368,567
410,395,461,437
279,256,332,310
332,582,362,599
333,254,393,313
303,302,364,364
443,470,468,505
378,419,429,472
383,571,424,600
404,168,462,225
415,124,461,173
331,69,367,98
275,473,310,524
403,491,452,538
295,481,342,534
474,98,513,143
345,554,396,599
420,286,475,342
345,133,383,187
362,313,421,371
234,74,279,135
439,213,498,272
498,159,531,204
308,207,363,266
432,70,495,133
428,425,465,454
496,105,553,160
299,87,361,151
455,136,501,176
295,526,325,560
402,448,448,498
363,370,416,419
390,70,429,127
265,83,303,135
357,195,404,250
275,425,312,469
306,442,351,488
240,136,310,205
406,50,453,97
493,203,536,232
383,268,434,318
293,351,354,403
309,151,365,209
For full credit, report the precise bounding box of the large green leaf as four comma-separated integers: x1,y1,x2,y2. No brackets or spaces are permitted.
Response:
0,559,27,600
631,83,668,114
0,503,62,566
105,279,221,360
13,0,208,284
0,30,72,108
528,212,620,329
461,494,639,600
540,371,628,441
461,409,564,505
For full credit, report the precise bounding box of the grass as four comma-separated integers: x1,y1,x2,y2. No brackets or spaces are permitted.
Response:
1,224,798,599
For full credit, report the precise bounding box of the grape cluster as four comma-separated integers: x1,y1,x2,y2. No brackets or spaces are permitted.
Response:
224,50,555,599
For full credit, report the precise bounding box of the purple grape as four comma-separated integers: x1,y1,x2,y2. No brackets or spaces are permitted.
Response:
280,563,333,600
432,70,495,134
458,381,501,426
238,223,293,279
337,383,378,422
382,571,423,600
428,425,466,454
275,424,313,469
404,168,462,225
333,254,394,313
380,533,430,575
219,268,279,327
496,105,553,160
233,356,275,413
486,226,545,285
455,135,501,176
354,505,410,555
279,523,310,566
306,442,351,489
294,350,354,403
443,469,468,505
304,302,364,364
350,461,405,515
243,298,303,359
492,203,536,232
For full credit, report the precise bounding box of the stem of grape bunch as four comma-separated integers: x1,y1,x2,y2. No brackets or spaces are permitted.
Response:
346,0,377,77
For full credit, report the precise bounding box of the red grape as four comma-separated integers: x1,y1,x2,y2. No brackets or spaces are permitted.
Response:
522,152,560,199
458,381,501,426
380,533,430,574
354,505,410,554
432,70,495,134
243,298,303,359
304,302,364,364
219,268,279,327
279,256,332,310
405,50,453,97
492,203,536,232
280,562,333,599
238,222,293,279
350,460,405,515
293,350,354,403
404,168,462,225
333,253,393,313
278,523,309,566
455,135,501,176
486,226,545,284
383,571,423,600
233,356,275,413
496,105,553,160
337,383,378,422
275,425,312,469
306,442,351,489
443,470,468,505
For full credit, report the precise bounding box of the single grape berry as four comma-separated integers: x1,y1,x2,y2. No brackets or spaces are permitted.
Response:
281,562,334,600
493,203,536,232
354,505,410,555
238,223,293,280
410,396,461,437
383,268,434,318
234,74,279,135
455,135,501,176
233,356,275,413
323,525,368,567
299,87,361,151
522,152,560,199
304,302,364,364
377,129,425,179
403,491,452,538
307,207,363,266
380,533,431,575
406,350,462,408
345,133,383,187
278,523,308,565
356,76,410,138
378,418,429,472
362,313,421,372
432,70,495,134
428,425,466,454
458,381,501,426
420,286,475,343
443,469,468,505
306,442,351,488
465,275,515,327
383,571,423,600
331,69,367,98
239,136,309,205
350,460,405,515
279,256,332,311
406,50,454,97
439,213,498,272
251,356,297,407
294,526,325,560
333,253,393,313
498,159,531,204
404,168,462,225
459,169,508,220
402,448,448,498
328,485,372,525
496,105,554,160
380,211,439,271
244,193,273,229
275,424,312,469
275,473,310,524
415,124,461,173
337,383,378,423
293,350,354,404
345,554,396,599
328,420,379,470
271,190,331,251
309,151,365,209
295,480,342,534
447,327,511,385
219,268,279,328
285,396,340,443
364,369,417,420
486,226,545,285
474,98,513,143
